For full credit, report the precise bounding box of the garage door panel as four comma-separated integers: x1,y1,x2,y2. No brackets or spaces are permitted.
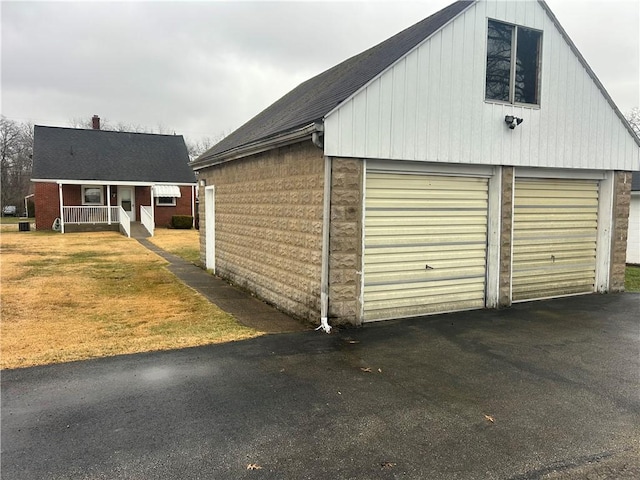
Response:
365,224,488,238
366,297,485,320
367,251,484,273
511,242,596,253
513,280,595,298
364,172,488,321
513,212,598,222
366,174,488,190
513,251,596,264
512,266,596,280
512,178,598,302
365,267,487,285
366,244,485,260
514,222,598,232
366,198,488,209
367,215,487,227
366,237,487,248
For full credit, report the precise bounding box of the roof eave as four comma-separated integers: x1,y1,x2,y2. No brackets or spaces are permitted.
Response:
192,123,320,171
31,179,196,186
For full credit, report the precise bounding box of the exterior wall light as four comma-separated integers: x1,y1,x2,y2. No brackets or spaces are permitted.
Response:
505,115,524,129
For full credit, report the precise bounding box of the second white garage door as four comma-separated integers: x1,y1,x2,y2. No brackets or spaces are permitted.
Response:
363,173,489,322
512,178,599,301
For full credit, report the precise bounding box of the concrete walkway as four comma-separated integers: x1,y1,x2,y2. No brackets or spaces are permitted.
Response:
136,238,310,333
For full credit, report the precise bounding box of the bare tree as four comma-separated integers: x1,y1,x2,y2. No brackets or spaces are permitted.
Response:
68,116,114,130
626,107,640,138
186,136,216,161
1,116,33,211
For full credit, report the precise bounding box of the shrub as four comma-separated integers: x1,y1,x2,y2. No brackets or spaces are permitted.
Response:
170,215,193,229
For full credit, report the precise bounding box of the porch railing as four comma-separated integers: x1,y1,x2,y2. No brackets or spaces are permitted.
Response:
62,206,130,237
118,207,131,238
140,205,154,237
63,206,120,224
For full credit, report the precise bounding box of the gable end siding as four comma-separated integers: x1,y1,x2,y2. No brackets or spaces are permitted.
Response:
324,0,638,170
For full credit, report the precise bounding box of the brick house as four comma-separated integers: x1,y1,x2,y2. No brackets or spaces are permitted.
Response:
32,119,196,237
192,0,639,329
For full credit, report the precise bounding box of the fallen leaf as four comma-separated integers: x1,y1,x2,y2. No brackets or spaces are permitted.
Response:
360,367,372,373
348,340,360,344
381,462,397,469
247,464,262,470
484,414,495,423
377,368,382,373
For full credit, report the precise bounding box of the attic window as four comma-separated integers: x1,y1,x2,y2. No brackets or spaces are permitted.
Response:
485,20,542,105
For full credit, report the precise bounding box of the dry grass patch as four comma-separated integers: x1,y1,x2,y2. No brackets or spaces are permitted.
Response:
149,228,200,265
1,231,259,369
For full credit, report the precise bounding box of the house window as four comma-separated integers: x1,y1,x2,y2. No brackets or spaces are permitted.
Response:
155,196,176,206
486,19,542,105
82,186,104,205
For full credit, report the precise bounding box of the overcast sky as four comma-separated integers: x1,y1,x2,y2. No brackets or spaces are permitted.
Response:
1,0,638,145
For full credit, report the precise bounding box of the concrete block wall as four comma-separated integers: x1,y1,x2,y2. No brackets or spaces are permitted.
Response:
609,171,632,292
328,158,364,326
499,167,514,307
198,141,325,323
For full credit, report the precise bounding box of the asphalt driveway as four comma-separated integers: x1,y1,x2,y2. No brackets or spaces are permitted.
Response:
2,294,639,479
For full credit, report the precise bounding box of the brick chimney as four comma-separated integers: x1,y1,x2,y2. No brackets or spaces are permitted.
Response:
92,115,100,130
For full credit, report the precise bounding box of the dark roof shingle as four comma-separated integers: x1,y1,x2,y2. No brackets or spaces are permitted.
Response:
32,126,196,184
200,0,473,161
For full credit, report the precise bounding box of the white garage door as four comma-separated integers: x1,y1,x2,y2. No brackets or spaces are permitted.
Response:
363,173,488,322
512,178,599,301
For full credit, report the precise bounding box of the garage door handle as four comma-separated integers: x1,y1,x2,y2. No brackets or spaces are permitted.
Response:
425,264,434,270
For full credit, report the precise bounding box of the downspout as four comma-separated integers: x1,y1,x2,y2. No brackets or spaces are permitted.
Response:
315,122,332,333
191,185,196,228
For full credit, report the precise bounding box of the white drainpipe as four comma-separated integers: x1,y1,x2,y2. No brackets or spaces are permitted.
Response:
317,152,332,334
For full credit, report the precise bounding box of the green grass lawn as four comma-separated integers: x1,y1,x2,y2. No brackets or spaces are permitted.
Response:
625,266,640,292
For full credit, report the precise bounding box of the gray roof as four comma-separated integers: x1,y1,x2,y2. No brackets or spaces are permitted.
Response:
197,0,640,166
32,126,196,184
199,0,473,161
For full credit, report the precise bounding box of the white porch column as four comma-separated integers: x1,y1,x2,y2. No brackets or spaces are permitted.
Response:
58,183,65,234
150,187,155,227
106,185,112,225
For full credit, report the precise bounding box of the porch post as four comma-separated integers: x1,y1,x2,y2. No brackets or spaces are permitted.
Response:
58,183,65,234
106,184,112,225
150,187,155,227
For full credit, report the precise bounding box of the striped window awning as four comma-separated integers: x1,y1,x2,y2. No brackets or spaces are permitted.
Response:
152,185,181,197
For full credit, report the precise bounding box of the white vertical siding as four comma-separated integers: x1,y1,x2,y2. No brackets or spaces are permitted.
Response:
324,0,639,170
